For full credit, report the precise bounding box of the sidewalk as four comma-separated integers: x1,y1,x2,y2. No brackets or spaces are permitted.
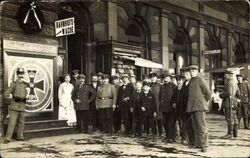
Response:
0,113,250,158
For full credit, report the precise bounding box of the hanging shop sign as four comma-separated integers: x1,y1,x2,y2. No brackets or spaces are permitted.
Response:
55,17,75,37
203,49,221,55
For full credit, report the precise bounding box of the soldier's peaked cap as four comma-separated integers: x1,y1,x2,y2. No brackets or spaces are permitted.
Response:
102,74,110,79
236,74,243,77
149,72,157,78
77,74,86,79
225,70,234,74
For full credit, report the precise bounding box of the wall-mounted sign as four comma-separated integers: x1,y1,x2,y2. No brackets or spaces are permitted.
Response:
55,17,75,37
203,49,221,55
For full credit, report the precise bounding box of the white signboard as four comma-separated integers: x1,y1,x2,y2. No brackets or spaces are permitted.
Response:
203,49,221,55
55,17,75,37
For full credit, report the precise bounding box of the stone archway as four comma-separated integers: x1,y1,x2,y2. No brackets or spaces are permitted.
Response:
58,2,94,80
173,27,192,74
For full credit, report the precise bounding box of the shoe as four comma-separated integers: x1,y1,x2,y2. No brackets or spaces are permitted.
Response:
221,134,233,139
201,148,208,152
182,140,188,145
16,138,25,141
3,140,10,144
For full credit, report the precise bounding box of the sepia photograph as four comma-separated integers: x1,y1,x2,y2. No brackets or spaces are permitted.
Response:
0,0,249,157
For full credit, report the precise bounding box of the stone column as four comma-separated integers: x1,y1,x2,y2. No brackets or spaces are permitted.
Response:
161,9,170,71
107,1,117,40
198,21,206,72
227,31,233,66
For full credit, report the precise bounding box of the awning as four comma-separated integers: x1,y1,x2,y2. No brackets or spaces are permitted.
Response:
121,56,163,69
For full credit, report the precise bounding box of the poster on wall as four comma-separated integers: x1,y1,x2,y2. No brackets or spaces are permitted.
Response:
5,54,54,113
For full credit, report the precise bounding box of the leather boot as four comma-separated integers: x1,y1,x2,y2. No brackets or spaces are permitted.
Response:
233,124,238,137
222,125,233,139
243,118,249,129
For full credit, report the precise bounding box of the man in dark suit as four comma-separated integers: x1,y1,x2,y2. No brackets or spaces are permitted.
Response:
187,65,211,152
117,74,135,135
133,81,143,137
159,73,177,142
89,75,99,132
72,74,96,133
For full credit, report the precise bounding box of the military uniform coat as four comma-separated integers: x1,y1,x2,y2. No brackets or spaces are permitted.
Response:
159,82,177,112
72,84,97,110
187,76,211,112
95,83,117,109
4,80,28,111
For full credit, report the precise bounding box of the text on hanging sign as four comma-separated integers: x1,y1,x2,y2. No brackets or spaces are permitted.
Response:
55,17,75,37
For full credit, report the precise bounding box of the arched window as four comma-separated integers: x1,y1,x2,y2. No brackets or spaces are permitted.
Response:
235,42,246,64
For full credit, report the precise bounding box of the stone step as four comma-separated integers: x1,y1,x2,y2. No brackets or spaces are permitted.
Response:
24,120,68,131
24,126,77,139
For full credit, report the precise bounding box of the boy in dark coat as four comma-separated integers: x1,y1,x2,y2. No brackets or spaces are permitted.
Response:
141,83,157,140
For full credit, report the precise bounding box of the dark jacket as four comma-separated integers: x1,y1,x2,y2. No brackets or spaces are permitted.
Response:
151,82,162,119
117,83,135,109
237,82,250,103
141,92,157,117
89,83,99,110
133,89,143,115
72,84,96,110
159,82,177,112
187,76,211,112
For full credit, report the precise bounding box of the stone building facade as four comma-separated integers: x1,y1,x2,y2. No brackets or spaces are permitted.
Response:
0,1,249,136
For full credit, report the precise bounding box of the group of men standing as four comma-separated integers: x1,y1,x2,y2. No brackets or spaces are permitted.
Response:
68,64,211,152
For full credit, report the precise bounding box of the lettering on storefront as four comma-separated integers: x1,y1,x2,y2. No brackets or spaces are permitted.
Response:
203,49,221,55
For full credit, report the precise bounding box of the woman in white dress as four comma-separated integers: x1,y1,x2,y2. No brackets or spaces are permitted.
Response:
58,74,76,126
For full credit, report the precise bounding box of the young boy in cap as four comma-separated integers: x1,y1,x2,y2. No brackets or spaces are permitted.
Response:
141,83,157,140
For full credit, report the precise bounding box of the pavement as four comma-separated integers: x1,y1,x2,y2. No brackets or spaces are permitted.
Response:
0,113,250,158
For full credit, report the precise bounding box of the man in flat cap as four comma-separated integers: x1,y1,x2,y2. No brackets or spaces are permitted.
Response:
96,74,117,134
72,74,96,133
159,73,177,142
117,74,135,136
4,68,28,143
219,70,240,138
236,74,250,129
97,72,104,86
150,72,163,137
187,65,211,152
111,75,122,133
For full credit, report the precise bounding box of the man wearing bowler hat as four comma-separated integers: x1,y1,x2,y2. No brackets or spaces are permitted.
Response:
236,74,250,129
117,74,135,135
72,74,96,133
159,73,177,142
187,65,211,152
4,67,28,143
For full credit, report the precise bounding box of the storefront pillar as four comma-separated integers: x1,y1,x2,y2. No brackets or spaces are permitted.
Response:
107,1,117,40
161,9,170,71
199,21,206,72
227,31,233,66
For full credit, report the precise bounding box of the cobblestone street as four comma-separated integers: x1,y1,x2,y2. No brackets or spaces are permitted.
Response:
1,113,250,158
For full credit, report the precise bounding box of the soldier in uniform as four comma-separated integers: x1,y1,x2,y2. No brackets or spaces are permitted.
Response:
220,70,240,138
96,74,117,134
4,68,28,144
187,65,211,152
72,74,96,133
236,74,250,129
150,72,163,137
89,75,99,131
159,73,177,142
97,72,104,86
141,83,157,140
117,74,135,135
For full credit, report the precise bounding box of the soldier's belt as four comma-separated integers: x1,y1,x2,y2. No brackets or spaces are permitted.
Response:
13,96,26,103
98,97,113,100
